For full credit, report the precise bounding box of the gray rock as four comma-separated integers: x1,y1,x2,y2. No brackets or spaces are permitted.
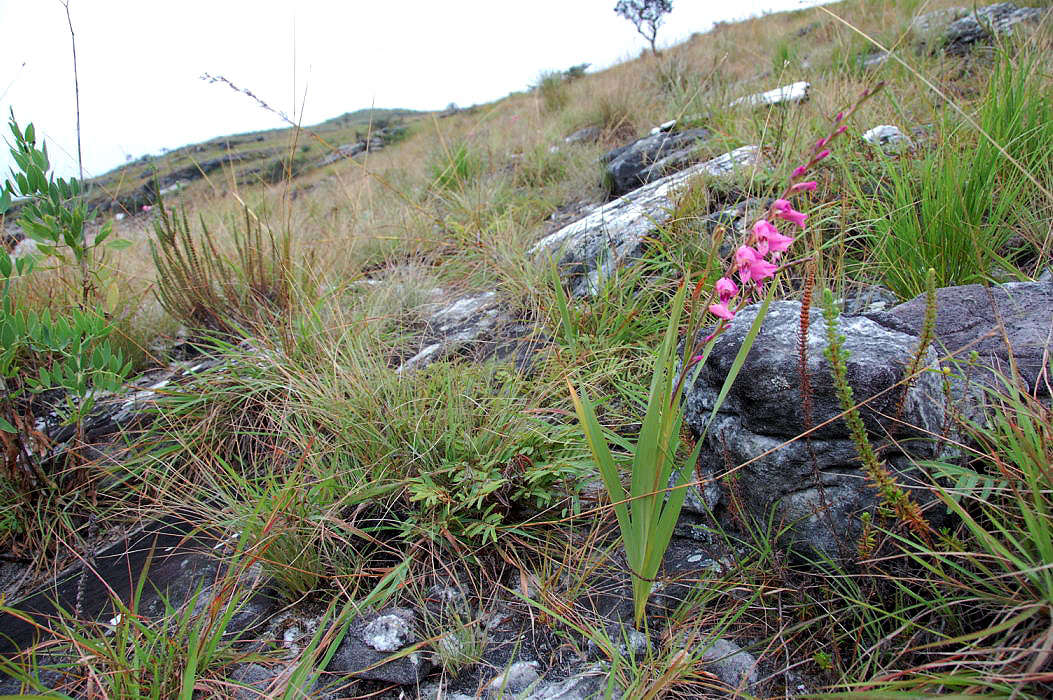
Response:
912,4,1044,52
840,285,900,315
649,119,678,135
397,291,502,372
328,607,433,685
860,51,889,69
602,127,712,197
532,146,759,297
729,81,809,109
862,125,911,153
911,6,968,39
230,662,284,700
945,3,1045,53
865,281,1053,398
683,301,946,557
1039,268,1052,283
565,126,602,145
487,661,540,694
523,664,621,700
700,638,760,692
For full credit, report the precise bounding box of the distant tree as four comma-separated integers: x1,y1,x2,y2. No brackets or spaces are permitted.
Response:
614,0,672,55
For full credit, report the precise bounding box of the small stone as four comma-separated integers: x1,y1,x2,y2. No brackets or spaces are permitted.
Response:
729,81,809,109
701,638,760,692
488,661,540,694
862,125,911,153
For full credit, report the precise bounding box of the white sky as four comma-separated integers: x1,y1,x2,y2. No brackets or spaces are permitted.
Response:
0,0,833,180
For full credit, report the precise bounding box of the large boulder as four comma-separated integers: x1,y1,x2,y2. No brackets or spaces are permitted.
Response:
682,281,1053,559
601,128,712,197
532,146,759,297
683,301,946,559
865,281,1053,398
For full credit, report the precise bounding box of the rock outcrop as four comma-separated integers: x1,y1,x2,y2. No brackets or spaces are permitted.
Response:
912,3,1045,53
682,281,1053,559
601,127,712,197
533,146,759,297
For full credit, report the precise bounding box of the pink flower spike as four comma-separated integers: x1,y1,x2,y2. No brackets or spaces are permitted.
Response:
715,276,738,302
773,199,807,228
788,180,818,194
791,165,808,178
709,302,735,320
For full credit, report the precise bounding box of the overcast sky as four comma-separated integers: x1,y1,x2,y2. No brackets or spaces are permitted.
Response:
0,0,833,179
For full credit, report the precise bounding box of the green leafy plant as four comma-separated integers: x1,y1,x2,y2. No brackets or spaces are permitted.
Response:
0,115,132,491
570,282,717,627
1,113,131,311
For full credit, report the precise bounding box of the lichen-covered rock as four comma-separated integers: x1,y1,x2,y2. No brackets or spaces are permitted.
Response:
729,81,809,108
865,281,1053,398
532,147,759,297
397,291,542,372
912,3,1045,53
683,301,945,558
601,128,712,197
944,3,1045,53
523,663,621,700
328,607,433,685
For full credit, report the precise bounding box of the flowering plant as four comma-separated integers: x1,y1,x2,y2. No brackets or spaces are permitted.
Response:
571,83,884,627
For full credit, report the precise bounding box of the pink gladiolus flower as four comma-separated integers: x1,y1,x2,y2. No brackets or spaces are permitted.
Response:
753,219,794,258
773,199,807,228
709,302,735,320
835,111,845,121
715,276,738,302
813,148,831,163
735,245,779,284
788,180,818,194
834,125,848,136
791,165,807,178
816,137,829,149
748,256,779,282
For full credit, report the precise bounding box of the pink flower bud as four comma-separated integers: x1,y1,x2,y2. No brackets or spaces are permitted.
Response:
815,137,828,149
788,180,818,194
773,199,807,228
813,149,831,163
791,165,808,178
834,125,848,136
834,111,845,122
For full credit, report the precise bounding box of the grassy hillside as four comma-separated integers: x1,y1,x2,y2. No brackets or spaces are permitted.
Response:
1,0,1051,696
